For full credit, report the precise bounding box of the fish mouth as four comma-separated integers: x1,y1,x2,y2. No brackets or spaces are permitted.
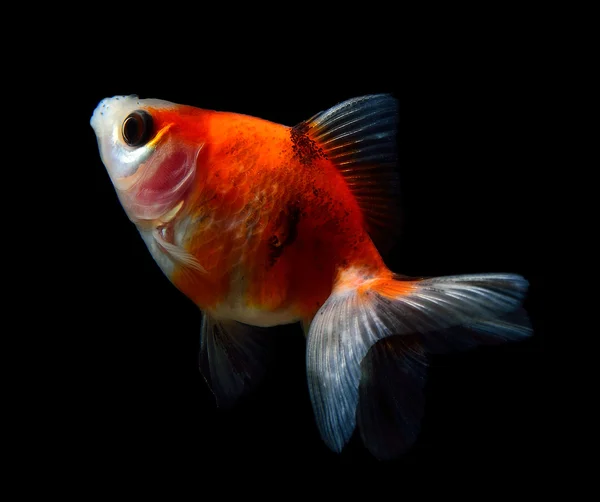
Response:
89,99,106,134
90,95,137,135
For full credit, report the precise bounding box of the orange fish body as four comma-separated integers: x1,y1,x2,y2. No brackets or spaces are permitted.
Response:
132,106,389,323
91,95,531,459
172,109,390,322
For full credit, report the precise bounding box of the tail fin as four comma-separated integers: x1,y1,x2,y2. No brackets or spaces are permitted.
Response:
306,272,532,456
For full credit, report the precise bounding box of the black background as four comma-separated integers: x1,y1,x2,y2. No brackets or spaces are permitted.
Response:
53,13,548,488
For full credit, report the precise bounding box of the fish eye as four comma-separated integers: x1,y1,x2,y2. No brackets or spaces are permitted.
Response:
122,110,154,147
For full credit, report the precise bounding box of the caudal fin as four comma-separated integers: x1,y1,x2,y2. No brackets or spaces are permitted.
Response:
305,271,532,456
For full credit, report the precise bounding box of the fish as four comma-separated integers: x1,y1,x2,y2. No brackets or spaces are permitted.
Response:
90,94,532,459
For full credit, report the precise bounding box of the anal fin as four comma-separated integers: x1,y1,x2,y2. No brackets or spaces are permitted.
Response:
199,313,275,408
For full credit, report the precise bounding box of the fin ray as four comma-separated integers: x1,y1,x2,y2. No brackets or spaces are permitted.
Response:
295,94,400,253
358,335,428,460
199,314,274,408
153,228,206,275
306,272,532,454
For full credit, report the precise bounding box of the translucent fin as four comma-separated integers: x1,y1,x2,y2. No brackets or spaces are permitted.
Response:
293,94,400,253
357,335,428,460
306,272,532,454
199,313,274,409
301,319,312,338
419,307,532,354
153,227,206,275
380,273,531,334
357,309,531,459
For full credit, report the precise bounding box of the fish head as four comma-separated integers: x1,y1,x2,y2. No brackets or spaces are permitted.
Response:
90,95,203,223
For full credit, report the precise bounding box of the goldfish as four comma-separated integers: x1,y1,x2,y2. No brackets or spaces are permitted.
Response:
90,94,532,459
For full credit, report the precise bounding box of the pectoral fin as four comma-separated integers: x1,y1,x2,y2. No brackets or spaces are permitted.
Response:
152,227,206,275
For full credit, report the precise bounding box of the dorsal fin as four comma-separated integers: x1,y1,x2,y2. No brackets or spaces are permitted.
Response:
293,94,400,253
